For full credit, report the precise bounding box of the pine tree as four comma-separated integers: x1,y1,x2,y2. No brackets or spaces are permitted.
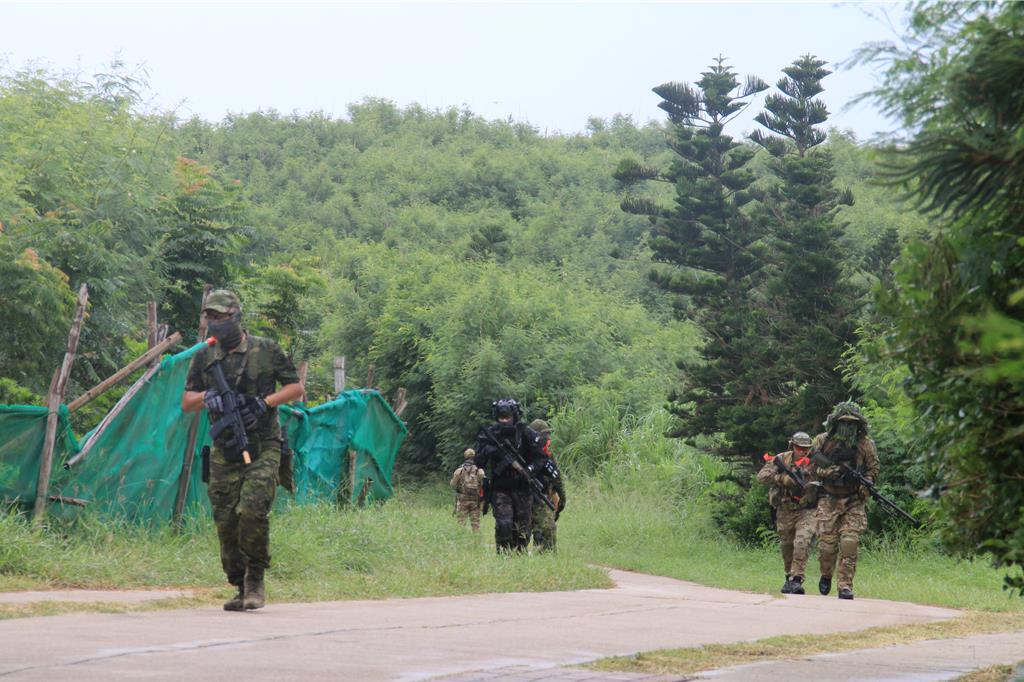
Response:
616,57,773,461
750,55,857,433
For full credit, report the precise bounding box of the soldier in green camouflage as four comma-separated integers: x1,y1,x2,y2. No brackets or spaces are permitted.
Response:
807,401,880,600
528,419,565,552
756,431,817,595
181,290,303,611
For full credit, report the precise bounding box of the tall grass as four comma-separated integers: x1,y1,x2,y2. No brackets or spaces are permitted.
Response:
0,405,1021,615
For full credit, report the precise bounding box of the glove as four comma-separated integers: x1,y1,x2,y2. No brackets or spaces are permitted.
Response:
239,394,268,430
203,389,224,415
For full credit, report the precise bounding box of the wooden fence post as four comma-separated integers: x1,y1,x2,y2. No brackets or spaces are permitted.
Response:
333,356,346,393
32,283,88,525
173,284,212,532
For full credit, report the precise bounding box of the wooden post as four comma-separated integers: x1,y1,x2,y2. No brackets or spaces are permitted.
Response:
365,363,375,390
298,361,308,402
172,284,212,532
345,449,357,505
67,332,182,413
333,356,346,393
357,477,374,507
146,301,158,350
33,283,89,524
393,387,408,417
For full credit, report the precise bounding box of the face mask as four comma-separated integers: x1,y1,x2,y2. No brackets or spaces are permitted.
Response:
833,421,859,445
208,312,243,349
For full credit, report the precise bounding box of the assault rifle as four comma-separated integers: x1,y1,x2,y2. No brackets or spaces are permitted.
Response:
204,337,252,465
482,429,556,511
763,452,807,491
839,462,920,528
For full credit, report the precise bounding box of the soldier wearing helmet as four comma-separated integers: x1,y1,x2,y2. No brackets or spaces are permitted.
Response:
450,448,485,531
757,430,818,594
527,419,566,552
181,289,303,611
807,401,880,600
473,398,547,552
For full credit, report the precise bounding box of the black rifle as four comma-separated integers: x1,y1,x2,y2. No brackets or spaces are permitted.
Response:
482,429,555,511
772,454,806,491
206,356,252,465
839,462,920,528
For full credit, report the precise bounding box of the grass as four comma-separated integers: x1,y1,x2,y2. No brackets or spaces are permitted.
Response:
955,662,1023,682
558,476,1024,613
0,488,610,612
1,463,1023,621
589,611,1024,676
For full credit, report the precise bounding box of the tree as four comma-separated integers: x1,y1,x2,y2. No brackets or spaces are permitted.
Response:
856,1,1024,592
616,57,773,462
750,55,858,434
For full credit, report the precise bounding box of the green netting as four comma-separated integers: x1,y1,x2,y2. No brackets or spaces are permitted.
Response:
0,404,79,506
0,340,407,524
281,391,407,505
54,340,212,522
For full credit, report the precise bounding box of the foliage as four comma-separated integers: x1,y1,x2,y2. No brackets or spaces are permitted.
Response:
617,57,774,465
858,1,1024,592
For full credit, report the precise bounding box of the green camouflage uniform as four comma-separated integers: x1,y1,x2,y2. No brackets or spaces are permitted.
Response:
185,332,298,588
756,450,816,580
450,460,485,531
808,430,879,594
530,433,565,552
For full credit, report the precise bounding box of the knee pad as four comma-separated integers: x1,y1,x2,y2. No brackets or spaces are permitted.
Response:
818,539,838,556
495,518,515,542
840,533,859,558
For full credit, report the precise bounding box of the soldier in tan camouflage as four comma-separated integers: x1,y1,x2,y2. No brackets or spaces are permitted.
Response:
182,289,303,611
757,431,817,595
807,401,880,600
450,448,485,531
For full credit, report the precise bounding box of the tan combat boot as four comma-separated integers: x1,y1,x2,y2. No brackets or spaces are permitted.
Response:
243,567,266,610
223,584,245,611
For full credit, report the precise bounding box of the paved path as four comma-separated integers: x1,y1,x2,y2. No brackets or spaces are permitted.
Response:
0,589,194,605
0,570,960,681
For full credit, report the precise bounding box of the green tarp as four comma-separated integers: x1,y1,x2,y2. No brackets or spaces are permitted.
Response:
0,341,407,523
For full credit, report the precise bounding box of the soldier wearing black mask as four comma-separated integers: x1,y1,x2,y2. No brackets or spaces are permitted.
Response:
473,398,547,552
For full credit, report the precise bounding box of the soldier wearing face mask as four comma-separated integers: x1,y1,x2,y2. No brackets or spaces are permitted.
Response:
473,398,547,553
807,401,879,601
181,289,303,611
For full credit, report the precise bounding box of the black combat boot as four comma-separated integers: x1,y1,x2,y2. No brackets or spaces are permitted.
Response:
243,567,266,610
838,587,854,600
223,584,245,612
781,575,794,594
819,575,832,596
789,575,805,595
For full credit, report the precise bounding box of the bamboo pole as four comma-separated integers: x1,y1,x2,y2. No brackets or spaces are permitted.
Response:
172,285,213,531
67,332,181,413
32,283,89,524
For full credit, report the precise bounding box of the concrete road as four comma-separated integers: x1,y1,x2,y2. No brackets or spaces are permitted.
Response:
0,570,960,681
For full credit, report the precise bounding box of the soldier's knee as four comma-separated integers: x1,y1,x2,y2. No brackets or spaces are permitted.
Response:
840,533,859,558
819,538,838,555
495,518,515,541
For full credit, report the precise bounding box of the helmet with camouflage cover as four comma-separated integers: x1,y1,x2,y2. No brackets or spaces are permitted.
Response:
529,419,551,436
203,289,242,314
789,431,813,448
825,401,868,431
463,448,475,459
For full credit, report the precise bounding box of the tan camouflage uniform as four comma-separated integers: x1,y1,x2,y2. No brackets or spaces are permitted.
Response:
186,333,298,593
809,432,879,594
756,450,816,582
450,459,485,531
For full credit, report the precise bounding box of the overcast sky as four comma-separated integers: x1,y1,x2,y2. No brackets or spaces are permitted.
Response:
1,2,907,139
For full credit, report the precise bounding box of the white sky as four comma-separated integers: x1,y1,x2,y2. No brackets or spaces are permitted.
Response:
1,1,906,139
